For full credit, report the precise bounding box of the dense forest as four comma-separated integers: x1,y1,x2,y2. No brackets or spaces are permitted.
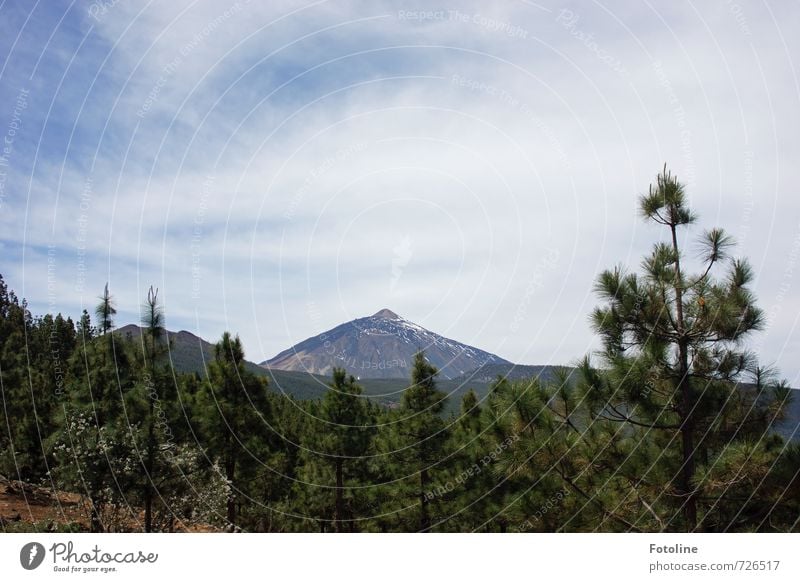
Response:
1,168,798,532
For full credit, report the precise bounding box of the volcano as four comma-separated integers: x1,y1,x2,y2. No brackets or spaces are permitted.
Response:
261,309,511,380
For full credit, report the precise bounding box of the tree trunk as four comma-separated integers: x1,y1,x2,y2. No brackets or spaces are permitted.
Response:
678,340,697,531
90,496,104,533
144,402,154,533
226,456,236,526
143,490,152,532
144,341,157,533
671,222,697,532
419,468,430,532
334,458,344,533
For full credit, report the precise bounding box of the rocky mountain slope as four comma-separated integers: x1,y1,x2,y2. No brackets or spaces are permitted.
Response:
261,308,511,380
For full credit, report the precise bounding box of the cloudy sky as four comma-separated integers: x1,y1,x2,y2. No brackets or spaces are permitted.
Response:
1,0,798,381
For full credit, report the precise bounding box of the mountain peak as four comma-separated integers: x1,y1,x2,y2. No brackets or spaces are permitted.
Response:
263,309,511,379
372,308,400,319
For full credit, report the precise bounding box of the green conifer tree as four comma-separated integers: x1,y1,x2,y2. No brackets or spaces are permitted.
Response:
391,351,450,531
197,332,271,528
317,368,374,532
583,165,791,531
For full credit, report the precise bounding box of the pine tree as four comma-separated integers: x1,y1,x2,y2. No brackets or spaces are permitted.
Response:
0,276,47,480
444,389,496,531
317,368,374,532
52,285,135,532
390,351,450,531
77,309,93,342
583,165,791,531
95,283,116,337
197,332,271,528
482,374,587,532
140,285,165,532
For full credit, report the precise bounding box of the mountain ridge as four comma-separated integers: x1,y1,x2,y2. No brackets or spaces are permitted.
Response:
112,323,800,438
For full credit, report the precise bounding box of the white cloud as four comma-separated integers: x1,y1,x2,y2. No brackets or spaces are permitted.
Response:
2,0,799,381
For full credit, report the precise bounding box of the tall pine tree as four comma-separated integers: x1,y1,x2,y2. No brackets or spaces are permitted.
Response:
390,351,450,531
583,165,791,531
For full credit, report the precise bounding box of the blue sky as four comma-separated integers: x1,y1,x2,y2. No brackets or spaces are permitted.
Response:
1,0,799,382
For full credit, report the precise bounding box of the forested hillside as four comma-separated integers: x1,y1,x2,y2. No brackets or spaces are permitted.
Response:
1,169,798,532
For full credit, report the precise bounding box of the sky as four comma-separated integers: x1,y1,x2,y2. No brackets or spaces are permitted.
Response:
0,0,798,382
